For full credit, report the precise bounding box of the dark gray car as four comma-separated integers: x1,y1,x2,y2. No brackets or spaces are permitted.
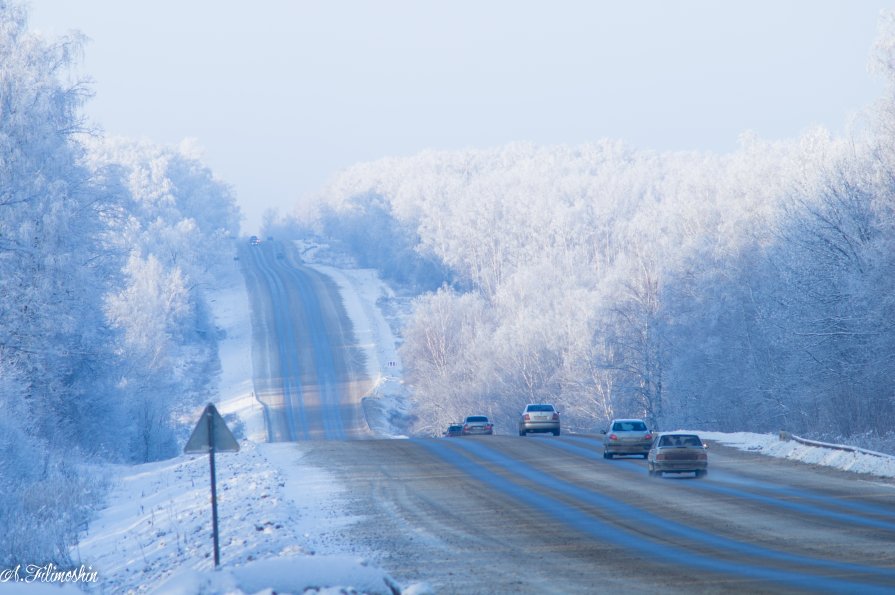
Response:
462,415,494,435
444,423,463,437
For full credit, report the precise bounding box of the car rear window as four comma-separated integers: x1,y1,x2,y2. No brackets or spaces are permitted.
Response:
613,421,647,431
527,404,555,412
660,435,702,447
466,416,488,422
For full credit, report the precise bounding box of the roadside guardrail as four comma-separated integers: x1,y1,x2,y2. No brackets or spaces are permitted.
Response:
778,431,894,459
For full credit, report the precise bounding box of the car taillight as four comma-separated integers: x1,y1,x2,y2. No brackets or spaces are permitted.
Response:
463,425,469,430
609,434,618,441
486,424,493,430
523,414,530,421
697,453,707,460
656,453,666,460
644,433,653,441
552,413,559,420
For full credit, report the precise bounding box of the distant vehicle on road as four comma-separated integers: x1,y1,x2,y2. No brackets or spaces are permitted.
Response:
249,235,261,245
444,423,463,437
602,418,653,459
648,433,708,477
519,403,560,436
462,415,494,436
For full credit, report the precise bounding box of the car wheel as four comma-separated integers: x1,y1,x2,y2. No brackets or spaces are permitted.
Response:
695,469,707,478
553,429,560,436
604,452,613,459
519,430,526,437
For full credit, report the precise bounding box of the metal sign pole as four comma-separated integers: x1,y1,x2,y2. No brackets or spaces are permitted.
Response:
207,409,221,569
184,403,239,569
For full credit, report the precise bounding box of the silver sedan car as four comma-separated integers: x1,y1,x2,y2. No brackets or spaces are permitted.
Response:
647,433,708,477
601,418,653,459
518,403,560,436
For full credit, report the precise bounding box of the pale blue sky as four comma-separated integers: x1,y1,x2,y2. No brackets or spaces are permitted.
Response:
28,1,892,234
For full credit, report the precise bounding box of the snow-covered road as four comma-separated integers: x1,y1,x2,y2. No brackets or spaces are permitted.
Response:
239,241,372,441
296,435,895,593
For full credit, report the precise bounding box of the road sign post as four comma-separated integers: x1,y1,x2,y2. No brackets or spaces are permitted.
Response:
184,403,240,569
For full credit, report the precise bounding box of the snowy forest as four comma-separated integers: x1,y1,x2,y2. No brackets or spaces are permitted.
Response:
0,4,239,565
293,14,895,444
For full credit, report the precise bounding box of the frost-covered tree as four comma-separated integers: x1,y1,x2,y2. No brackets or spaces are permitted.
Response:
0,0,241,565
400,288,494,432
0,1,114,565
81,136,240,286
296,59,895,444
75,135,240,461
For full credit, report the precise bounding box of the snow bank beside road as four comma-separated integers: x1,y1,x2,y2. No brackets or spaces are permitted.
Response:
155,555,402,595
308,263,412,438
698,431,895,478
71,439,406,594
208,279,265,443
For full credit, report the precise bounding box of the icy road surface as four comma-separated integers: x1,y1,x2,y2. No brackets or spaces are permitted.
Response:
239,241,372,441
295,435,895,594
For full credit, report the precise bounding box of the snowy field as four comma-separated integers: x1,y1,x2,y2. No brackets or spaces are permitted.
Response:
8,260,895,594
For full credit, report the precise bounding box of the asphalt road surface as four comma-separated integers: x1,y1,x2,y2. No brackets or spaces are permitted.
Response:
294,435,895,594
239,240,371,441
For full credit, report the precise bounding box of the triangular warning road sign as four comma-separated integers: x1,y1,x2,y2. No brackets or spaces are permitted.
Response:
184,403,240,454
